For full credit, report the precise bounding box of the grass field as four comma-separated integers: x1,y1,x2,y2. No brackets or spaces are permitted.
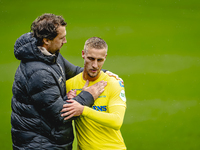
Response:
0,0,200,149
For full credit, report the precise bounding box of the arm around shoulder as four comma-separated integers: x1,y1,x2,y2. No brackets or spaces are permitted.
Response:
61,55,83,79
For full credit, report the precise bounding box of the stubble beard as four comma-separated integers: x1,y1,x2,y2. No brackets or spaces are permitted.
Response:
87,69,100,78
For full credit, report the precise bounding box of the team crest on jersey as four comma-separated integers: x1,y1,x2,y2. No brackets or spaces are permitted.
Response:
119,81,124,87
119,90,126,102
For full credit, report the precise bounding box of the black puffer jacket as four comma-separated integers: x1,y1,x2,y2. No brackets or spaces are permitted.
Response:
11,32,94,150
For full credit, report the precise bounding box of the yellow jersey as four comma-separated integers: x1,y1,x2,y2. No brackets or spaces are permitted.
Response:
66,71,127,150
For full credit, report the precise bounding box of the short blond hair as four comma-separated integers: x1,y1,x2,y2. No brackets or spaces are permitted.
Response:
84,37,108,53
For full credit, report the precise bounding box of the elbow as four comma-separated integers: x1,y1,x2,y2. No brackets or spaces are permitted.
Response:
113,113,125,130
113,126,121,130
112,120,123,130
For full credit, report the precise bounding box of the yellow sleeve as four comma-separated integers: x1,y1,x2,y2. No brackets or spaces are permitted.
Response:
109,80,126,108
82,105,126,130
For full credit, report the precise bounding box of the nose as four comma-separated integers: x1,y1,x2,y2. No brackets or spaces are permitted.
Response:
92,60,98,68
63,37,67,44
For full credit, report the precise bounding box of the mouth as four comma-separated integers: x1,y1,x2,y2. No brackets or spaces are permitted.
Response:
90,69,98,73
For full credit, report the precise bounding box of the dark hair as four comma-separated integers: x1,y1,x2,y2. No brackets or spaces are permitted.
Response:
31,13,67,46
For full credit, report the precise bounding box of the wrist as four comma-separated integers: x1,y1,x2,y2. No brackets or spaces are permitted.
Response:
80,105,85,115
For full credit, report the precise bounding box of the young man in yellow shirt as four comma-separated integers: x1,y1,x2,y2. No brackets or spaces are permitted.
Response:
61,37,127,150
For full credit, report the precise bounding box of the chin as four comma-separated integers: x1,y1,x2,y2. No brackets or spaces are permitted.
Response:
56,50,60,54
88,73,97,78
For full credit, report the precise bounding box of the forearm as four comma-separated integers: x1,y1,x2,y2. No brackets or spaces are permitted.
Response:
61,91,94,121
73,91,94,106
82,105,126,130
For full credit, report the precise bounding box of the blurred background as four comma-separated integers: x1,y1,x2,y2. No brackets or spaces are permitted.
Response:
0,0,200,149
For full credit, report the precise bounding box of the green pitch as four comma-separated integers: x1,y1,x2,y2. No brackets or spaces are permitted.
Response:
0,0,200,149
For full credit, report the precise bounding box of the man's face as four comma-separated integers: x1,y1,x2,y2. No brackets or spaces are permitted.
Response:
47,26,67,54
82,47,107,80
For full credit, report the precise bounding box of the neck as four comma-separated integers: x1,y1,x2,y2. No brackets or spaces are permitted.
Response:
38,46,53,56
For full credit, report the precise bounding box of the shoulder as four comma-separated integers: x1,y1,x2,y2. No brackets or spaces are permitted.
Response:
103,73,125,89
104,73,126,100
103,73,127,104
24,61,52,76
18,61,57,86
66,72,82,84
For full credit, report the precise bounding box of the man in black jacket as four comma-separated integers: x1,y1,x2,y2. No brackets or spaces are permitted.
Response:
11,13,107,150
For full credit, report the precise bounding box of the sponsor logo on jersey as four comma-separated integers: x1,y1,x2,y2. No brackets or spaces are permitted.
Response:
119,81,124,87
72,88,82,91
98,95,106,98
119,90,126,102
92,106,107,111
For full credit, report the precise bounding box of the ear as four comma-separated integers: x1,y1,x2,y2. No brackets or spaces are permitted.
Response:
104,53,107,60
43,38,50,45
82,50,85,59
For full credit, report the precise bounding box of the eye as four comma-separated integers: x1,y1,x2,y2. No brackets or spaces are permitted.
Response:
98,59,104,62
88,57,95,61
60,36,65,40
